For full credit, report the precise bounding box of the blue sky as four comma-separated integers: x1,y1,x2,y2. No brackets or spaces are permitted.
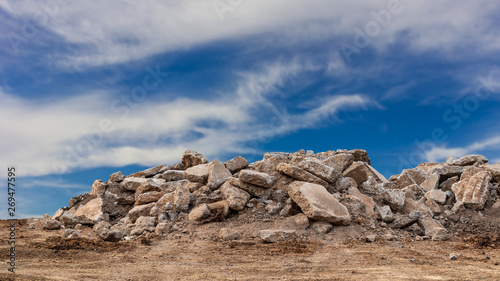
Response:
1,0,500,218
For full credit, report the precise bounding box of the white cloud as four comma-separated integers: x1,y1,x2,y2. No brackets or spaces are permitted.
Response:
1,0,498,68
423,135,500,162
0,61,376,178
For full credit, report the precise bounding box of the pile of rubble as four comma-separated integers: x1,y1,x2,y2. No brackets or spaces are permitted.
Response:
35,149,500,243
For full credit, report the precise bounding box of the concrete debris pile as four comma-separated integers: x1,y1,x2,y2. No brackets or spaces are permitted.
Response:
39,149,500,243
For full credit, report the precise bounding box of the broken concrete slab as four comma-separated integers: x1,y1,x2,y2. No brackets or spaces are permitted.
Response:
343,161,388,186
287,181,351,225
239,169,276,188
276,163,329,188
452,171,492,209
259,229,297,243
207,160,232,190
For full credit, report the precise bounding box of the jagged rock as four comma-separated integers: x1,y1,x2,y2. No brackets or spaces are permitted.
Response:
135,191,164,206
460,166,485,181
186,182,204,192
288,181,351,225
192,186,223,206
322,153,354,173
94,221,123,242
427,165,465,179
377,205,394,223
219,181,250,211
311,221,333,234
188,200,230,224
272,175,294,192
420,173,440,192
188,204,211,223
128,203,155,223
446,154,488,166
408,223,425,236
393,169,428,189
229,177,271,198
425,189,447,205
276,163,328,187
336,149,371,164
42,220,61,230
359,176,385,196
73,198,107,224
135,216,157,228
365,235,377,243
391,211,422,229
264,152,292,160
440,176,459,192
168,163,184,170
121,177,149,191
62,229,82,239
347,186,377,219
381,189,405,211
135,179,162,198
53,208,77,226
451,171,492,209
484,163,500,183
259,229,297,243
161,170,185,181
279,203,301,217
105,182,135,205
90,180,106,197
343,162,388,186
265,202,282,215
335,177,357,193
425,198,443,216
131,164,167,178
110,171,125,182
266,154,291,167
293,213,310,229
402,184,426,200
173,184,193,212
69,193,95,208
163,180,190,193
155,222,172,236
182,150,209,169
239,169,276,188
340,195,366,218
183,164,210,183
292,156,340,183
248,159,278,177
219,228,242,241
207,160,232,190
417,216,450,241
224,156,248,173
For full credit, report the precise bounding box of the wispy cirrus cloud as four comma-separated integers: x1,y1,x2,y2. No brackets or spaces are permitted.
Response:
1,0,499,69
0,61,378,178
423,135,500,163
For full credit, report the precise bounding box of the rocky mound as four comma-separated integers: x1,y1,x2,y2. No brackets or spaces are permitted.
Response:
33,149,500,243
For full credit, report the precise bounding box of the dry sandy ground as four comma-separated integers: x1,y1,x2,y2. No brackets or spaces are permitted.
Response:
1,219,499,281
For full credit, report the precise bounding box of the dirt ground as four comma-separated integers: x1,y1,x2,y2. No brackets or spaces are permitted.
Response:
1,219,500,281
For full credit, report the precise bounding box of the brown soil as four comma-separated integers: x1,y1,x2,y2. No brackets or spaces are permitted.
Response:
1,219,500,281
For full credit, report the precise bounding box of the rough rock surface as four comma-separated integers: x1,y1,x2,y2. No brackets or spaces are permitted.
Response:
276,163,329,187
183,164,210,183
452,171,492,209
259,229,297,243
182,150,209,169
239,169,276,188
224,156,248,173
207,160,232,190
343,162,388,186
288,181,351,225
49,149,499,245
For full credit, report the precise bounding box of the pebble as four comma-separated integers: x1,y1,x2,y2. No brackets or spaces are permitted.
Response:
449,254,458,260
